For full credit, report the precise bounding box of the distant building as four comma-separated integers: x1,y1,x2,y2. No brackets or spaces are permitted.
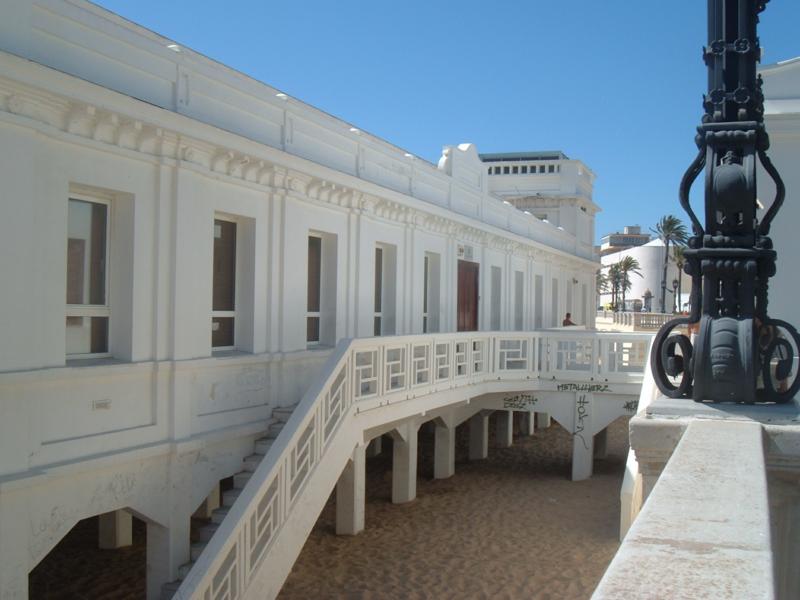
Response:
599,226,651,256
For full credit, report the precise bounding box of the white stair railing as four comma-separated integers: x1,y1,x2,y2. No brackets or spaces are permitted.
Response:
176,330,651,600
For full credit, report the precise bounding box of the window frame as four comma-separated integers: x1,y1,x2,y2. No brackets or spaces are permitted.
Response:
211,215,238,351
306,234,322,346
65,193,112,360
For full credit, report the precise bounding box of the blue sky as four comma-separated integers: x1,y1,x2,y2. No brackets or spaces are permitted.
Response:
95,0,799,238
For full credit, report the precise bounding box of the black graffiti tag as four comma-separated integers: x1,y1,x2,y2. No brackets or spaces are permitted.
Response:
573,394,590,450
624,399,639,414
557,383,610,393
502,393,538,410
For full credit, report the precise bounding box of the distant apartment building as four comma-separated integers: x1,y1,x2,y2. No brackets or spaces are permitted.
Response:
599,225,651,256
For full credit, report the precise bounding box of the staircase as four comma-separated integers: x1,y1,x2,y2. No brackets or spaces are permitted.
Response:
160,405,296,600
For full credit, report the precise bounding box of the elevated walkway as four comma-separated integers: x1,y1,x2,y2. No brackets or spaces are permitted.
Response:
173,330,650,599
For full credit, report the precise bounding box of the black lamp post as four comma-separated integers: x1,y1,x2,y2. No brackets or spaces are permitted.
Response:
671,279,679,314
651,0,800,403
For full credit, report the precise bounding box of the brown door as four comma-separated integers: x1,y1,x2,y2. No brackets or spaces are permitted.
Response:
457,260,479,331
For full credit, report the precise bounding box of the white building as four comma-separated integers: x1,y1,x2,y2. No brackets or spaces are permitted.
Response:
600,239,688,313
0,1,620,598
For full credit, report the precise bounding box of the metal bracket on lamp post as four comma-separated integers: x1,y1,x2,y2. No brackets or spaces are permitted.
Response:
651,0,800,404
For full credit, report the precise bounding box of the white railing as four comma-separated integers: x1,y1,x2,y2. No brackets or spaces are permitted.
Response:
176,330,651,600
611,312,674,331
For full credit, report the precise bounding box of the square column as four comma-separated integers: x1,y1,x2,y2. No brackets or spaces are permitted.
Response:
336,444,366,535
434,423,456,479
523,411,536,436
98,509,133,549
392,422,419,504
469,413,489,460
146,518,190,600
366,436,383,458
537,412,551,430
571,394,594,481
594,427,608,459
495,410,513,448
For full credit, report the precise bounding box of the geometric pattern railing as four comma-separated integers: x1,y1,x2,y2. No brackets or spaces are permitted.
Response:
178,330,651,600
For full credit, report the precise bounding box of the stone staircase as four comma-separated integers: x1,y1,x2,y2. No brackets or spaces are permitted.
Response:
161,405,296,600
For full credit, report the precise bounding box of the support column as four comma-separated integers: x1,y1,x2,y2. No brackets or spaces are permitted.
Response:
193,484,220,519
537,412,551,430
469,412,489,460
391,422,419,504
495,410,513,448
594,427,608,459
571,394,594,481
98,509,133,549
434,423,456,479
0,493,29,599
336,444,366,535
524,411,536,436
366,436,382,458
146,518,190,600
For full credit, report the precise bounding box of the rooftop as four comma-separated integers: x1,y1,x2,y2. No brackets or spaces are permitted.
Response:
479,151,569,163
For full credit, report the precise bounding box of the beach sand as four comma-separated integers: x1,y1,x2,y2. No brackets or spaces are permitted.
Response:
27,414,628,600
279,414,629,600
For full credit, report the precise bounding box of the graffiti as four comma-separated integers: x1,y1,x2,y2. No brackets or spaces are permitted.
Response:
573,394,590,450
557,382,610,393
502,393,538,410
624,399,639,414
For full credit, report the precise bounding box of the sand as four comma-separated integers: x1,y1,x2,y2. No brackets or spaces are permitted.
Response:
27,415,628,600
279,415,629,600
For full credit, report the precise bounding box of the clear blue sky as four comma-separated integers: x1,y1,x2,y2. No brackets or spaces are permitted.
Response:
95,0,799,238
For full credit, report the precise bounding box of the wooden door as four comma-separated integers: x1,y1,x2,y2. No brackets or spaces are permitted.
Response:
457,260,479,332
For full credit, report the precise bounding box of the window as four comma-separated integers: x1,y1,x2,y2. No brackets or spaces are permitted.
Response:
514,271,524,331
422,252,441,333
539,165,546,173
212,218,236,348
487,167,492,174
491,266,502,330
66,197,110,357
374,247,383,336
493,166,501,175
423,255,429,333
521,166,528,174
503,166,510,174
512,166,519,174
548,165,555,173
307,236,321,343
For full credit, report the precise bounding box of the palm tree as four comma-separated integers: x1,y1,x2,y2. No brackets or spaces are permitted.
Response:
618,256,643,311
596,269,608,296
673,246,686,313
607,263,623,311
652,215,688,313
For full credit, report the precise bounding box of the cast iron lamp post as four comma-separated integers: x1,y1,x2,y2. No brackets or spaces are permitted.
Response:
651,0,800,403
671,279,679,314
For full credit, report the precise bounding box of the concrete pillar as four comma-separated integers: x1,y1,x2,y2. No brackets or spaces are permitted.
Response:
193,483,220,519
594,427,608,459
571,394,594,481
0,494,29,599
524,411,536,436
537,412,551,430
336,444,366,535
434,423,456,479
495,410,513,448
366,436,383,458
98,509,133,549
469,413,489,460
146,518,190,600
391,422,419,504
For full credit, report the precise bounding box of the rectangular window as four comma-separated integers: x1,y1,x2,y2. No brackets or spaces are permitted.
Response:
539,165,546,173
503,166,510,174
307,236,321,343
514,270,524,331
487,167,492,174
491,266,502,330
374,247,383,336
548,164,555,173
212,218,236,348
493,166,501,175
423,255,429,333
512,166,519,174
521,166,528,174
66,197,110,357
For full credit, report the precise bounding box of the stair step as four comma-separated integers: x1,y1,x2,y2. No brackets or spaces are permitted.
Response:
177,561,194,581
195,522,219,543
233,471,252,489
211,506,230,525
267,421,285,438
190,541,206,562
254,437,274,455
243,454,263,472
160,580,180,600
222,488,242,507
272,405,296,423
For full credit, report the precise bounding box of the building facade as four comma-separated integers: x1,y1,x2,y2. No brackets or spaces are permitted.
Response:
0,0,601,597
599,225,651,256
